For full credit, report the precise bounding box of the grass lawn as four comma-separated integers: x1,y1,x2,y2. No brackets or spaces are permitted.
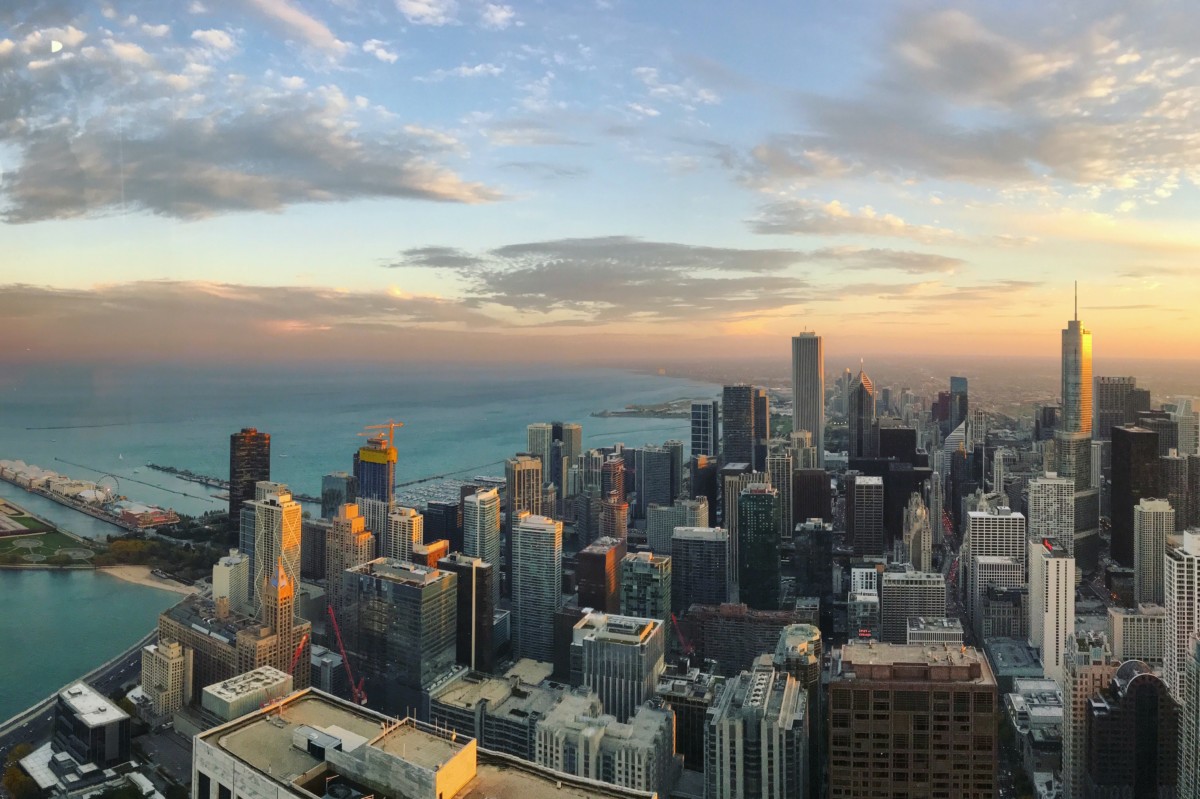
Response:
13,515,53,533
0,530,97,560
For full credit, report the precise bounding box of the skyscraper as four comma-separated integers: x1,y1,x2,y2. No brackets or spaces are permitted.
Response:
526,422,554,463
384,506,423,564
577,536,626,613
737,484,781,610
1027,474,1076,553
462,487,501,608
645,497,708,554
848,474,884,557
1133,498,1174,605
228,427,270,519
1160,451,1190,531
691,400,720,457
354,432,397,503
1055,300,1098,557
791,332,825,467
879,569,946,645
601,454,626,499
1063,632,1118,799
767,451,794,542
1164,531,1200,700
1083,661,1179,797
1028,537,1075,685
633,445,673,519
437,552,495,673
572,611,665,723
902,492,932,571
1094,376,1139,441
248,481,301,621
1180,636,1200,799
511,514,562,662
949,375,969,433
504,454,542,595
320,471,358,519
671,527,730,613
847,368,876,459
962,506,1026,634
1111,426,1160,567
599,491,630,541
722,384,756,465
620,552,671,622
753,387,770,471
325,503,374,625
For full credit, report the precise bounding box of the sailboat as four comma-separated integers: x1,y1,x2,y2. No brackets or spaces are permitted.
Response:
118,454,124,461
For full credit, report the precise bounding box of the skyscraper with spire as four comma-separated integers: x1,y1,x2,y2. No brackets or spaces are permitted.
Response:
1054,284,1099,558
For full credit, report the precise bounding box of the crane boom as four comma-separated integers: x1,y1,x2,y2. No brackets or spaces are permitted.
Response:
328,605,367,705
289,632,310,675
670,613,694,656
356,419,404,448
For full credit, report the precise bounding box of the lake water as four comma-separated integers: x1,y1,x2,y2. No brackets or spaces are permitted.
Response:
0,362,719,719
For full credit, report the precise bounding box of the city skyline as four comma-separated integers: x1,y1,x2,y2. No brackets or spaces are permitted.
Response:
4,1,1200,363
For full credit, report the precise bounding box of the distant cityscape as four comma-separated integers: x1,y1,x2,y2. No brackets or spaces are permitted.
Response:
4,294,1200,799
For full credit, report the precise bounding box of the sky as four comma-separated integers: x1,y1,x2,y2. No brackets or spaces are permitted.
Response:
2,0,1199,364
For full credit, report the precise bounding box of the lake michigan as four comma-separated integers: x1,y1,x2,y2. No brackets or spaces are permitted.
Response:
0,362,717,719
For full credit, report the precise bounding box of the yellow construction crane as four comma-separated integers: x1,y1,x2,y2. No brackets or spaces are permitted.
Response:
357,419,404,448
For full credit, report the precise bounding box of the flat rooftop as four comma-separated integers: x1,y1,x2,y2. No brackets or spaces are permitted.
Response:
58,682,128,727
373,721,463,768
206,666,291,701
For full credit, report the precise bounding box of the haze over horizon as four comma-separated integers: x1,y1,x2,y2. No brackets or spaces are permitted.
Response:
4,0,1200,362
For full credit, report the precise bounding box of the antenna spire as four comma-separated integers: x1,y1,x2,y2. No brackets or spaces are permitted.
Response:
1074,281,1078,321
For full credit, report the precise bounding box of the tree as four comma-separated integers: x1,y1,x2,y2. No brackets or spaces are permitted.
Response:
2,745,38,799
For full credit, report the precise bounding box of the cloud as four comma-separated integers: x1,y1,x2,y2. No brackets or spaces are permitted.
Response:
191,28,235,51
750,199,959,243
140,23,171,37
499,161,589,180
362,38,398,63
483,118,583,147
803,247,964,275
480,3,515,30
627,103,659,117
243,0,347,53
393,246,486,269
632,66,719,108
419,62,504,81
107,39,154,67
397,0,458,26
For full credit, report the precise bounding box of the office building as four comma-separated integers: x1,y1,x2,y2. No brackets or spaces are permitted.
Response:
1161,451,1190,531
426,499,460,549
950,375,969,433
1028,474,1076,551
536,692,677,798
620,552,671,622
705,655,808,799
384,506,423,563
907,617,964,646
1139,411,1179,455
633,445,673,519
773,623,822,688
201,666,293,722
527,422,554,464
504,454,543,595
320,471,357,519
512,514,563,662
601,455,626,499
353,432,396,504
51,682,131,769
848,590,881,641
737,483,781,610
680,603,818,677
664,439,684,502
1028,537,1075,685
463,487,501,608
1106,604,1167,666
1084,661,1178,797
1111,425,1161,566
324,504,375,625
1094,376,1140,441
1063,632,1118,799
571,611,666,723
791,332,825,467
247,482,302,620
656,664,722,772
309,644,346,697
962,506,1026,629
901,492,932,571
847,368,877,459
690,454,719,524
577,537,626,613
300,516,330,581
140,639,193,718
228,427,270,520
437,553,495,674
722,384,757,466
193,690,655,799
1165,531,1200,700
879,569,946,645
1133,498,1174,605
646,497,708,554
1054,306,1098,554
971,556,1024,639
691,399,720,457
827,643,997,799
753,388,770,470
429,660,560,760
1180,637,1200,799
848,474,885,557
599,492,630,541
794,519,834,598
411,540,450,568
671,527,730,613
792,468,832,524
212,548,250,618
342,558,457,718
767,451,795,542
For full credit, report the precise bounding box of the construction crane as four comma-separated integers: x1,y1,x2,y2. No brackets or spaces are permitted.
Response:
328,605,367,705
670,613,694,656
289,632,310,676
357,419,404,449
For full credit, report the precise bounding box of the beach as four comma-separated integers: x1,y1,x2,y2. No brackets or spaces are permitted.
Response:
98,564,199,595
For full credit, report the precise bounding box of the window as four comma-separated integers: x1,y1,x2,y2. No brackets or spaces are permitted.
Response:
197,772,211,799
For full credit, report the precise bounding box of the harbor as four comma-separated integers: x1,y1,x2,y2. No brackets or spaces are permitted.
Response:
0,459,180,532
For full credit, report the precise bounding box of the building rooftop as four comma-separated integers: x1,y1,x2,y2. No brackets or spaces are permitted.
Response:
573,612,661,644
205,666,292,702
984,637,1042,675
834,642,995,686
163,594,263,644
672,527,726,541
348,558,452,587
57,682,129,727
908,617,963,632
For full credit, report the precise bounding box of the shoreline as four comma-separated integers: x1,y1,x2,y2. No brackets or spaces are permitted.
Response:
97,564,199,595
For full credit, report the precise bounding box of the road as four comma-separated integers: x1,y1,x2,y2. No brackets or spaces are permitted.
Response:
0,630,154,767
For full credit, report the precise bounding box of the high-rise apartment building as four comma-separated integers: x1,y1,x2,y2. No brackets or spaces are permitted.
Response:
722,384,757,465
1134,498,1174,605
847,369,876,459
383,505,422,563
1084,661,1178,797
645,497,708,554
1028,537,1076,685
1107,604,1167,666
511,514,562,662
879,569,946,645
504,454,542,594
1063,632,1118,799
1111,425,1161,566
1094,376,1139,441
633,445,673,519
848,474,884,557
212,548,250,617
353,433,396,504
526,421,554,462
140,640,192,718
620,552,671,622
437,553,495,673
1165,531,1200,700
601,454,626,499
691,399,720,458
320,471,357,519
1180,636,1200,799
571,611,666,723
737,483,781,610
705,655,808,799
228,427,270,520
827,643,997,799
1160,452,1190,531
599,491,630,541
577,536,626,613
342,558,457,718
325,503,375,625
247,482,301,621
462,487,501,608
962,506,1026,633
791,332,825,467
1028,474,1076,553
671,527,730,613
